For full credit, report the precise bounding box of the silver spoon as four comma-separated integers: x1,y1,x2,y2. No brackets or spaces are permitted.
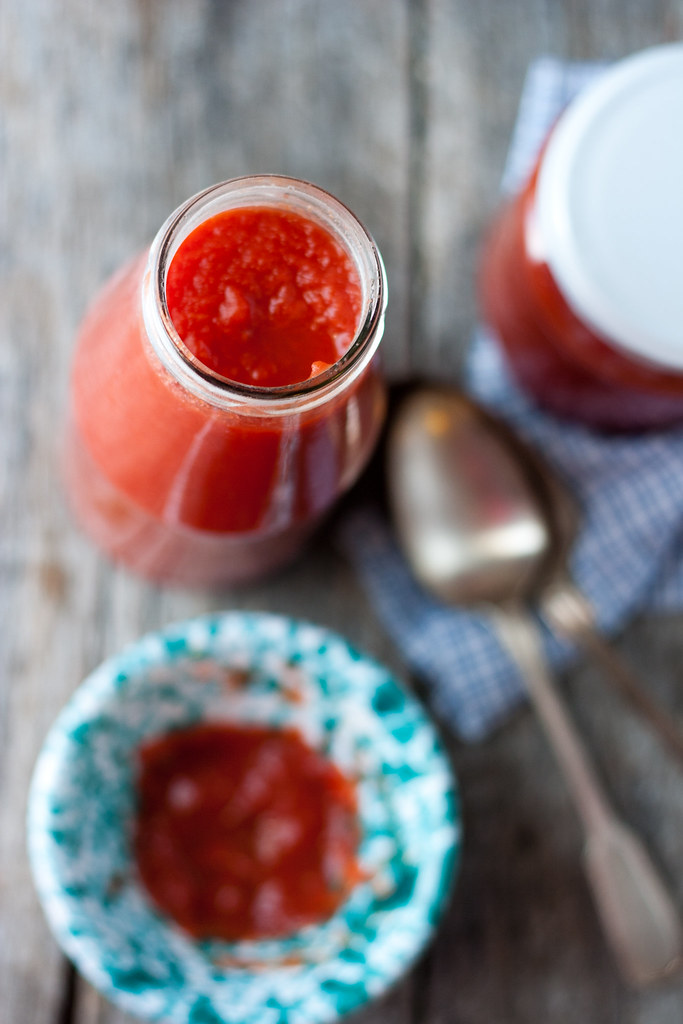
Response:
386,382,683,764
387,385,683,988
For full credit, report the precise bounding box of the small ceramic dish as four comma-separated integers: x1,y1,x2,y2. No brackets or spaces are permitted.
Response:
28,611,460,1024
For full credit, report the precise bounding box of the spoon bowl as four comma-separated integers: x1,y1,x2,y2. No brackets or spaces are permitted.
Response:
388,388,551,605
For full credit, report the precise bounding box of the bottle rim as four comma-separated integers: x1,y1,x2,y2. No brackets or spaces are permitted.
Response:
142,175,387,412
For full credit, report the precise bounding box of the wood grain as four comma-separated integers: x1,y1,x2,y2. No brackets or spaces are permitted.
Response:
2,1,683,1022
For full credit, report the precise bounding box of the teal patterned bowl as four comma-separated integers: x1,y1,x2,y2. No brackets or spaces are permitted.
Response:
28,612,460,1024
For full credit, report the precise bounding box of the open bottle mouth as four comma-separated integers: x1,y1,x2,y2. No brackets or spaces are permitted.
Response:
144,175,387,409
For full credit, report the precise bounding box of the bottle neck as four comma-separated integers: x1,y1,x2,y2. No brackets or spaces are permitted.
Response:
141,175,387,416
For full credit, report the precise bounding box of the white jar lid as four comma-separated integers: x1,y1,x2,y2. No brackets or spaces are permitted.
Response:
534,44,683,370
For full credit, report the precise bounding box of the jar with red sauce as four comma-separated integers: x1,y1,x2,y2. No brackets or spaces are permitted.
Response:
479,44,683,431
64,176,387,586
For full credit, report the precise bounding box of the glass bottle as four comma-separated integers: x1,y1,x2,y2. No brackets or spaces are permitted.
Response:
64,176,387,586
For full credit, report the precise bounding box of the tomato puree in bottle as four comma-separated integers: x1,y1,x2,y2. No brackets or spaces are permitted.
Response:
64,177,387,586
133,723,361,941
166,207,362,387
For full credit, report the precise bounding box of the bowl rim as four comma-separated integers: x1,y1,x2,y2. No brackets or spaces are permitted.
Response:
27,610,461,1024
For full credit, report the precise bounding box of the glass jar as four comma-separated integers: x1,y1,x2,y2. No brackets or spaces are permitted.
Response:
479,44,683,431
64,176,387,587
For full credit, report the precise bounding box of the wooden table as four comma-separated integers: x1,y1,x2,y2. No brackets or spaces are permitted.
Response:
3,2,683,1021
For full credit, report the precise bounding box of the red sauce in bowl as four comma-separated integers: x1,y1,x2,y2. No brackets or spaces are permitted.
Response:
133,723,361,941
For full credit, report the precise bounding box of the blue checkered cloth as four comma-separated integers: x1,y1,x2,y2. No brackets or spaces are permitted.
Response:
338,58,683,741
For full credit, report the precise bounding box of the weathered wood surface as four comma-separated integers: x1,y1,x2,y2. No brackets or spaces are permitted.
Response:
2,1,683,1022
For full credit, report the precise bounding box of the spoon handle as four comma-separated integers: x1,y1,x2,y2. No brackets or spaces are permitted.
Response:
541,579,683,770
490,606,683,988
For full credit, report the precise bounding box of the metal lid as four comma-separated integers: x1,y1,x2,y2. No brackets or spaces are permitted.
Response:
534,44,683,370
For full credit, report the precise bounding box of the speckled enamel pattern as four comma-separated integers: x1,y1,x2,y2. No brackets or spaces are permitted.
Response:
28,612,460,1024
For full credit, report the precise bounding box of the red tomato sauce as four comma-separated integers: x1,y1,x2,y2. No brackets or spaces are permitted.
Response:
166,207,362,387
133,723,361,941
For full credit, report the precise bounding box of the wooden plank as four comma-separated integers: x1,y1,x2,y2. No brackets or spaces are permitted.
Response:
5,1,412,1022
0,0,120,1012
410,0,683,1020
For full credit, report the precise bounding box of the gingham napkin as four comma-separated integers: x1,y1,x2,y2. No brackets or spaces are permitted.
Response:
338,58,683,741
